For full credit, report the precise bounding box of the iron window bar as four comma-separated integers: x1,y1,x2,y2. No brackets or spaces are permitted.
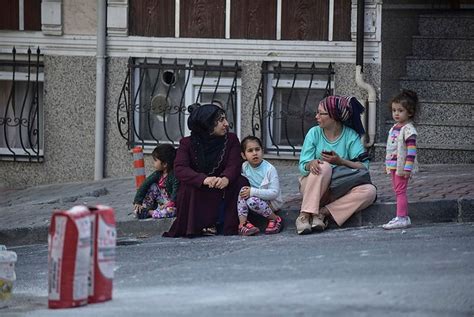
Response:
252,62,334,156
117,58,241,150
0,47,43,162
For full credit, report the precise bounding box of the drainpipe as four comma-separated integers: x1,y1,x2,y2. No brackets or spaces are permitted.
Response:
95,0,106,180
355,0,377,147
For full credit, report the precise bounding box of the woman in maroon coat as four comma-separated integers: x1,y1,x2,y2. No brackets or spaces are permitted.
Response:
163,104,247,237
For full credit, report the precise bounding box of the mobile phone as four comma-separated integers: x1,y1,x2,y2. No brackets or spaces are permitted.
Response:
322,150,333,155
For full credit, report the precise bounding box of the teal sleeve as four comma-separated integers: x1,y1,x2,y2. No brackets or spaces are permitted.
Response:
299,128,317,176
347,131,370,169
133,171,160,204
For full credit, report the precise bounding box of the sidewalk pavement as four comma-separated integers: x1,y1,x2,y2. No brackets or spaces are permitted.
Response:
1,163,473,246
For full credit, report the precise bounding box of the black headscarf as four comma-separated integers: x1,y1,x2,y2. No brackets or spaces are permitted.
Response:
187,104,227,175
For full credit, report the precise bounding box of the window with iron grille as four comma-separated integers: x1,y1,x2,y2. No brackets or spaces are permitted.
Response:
117,59,241,150
252,62,334,156
0,47,44,161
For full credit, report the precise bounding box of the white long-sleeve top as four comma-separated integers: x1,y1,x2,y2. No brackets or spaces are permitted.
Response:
241,159,283,210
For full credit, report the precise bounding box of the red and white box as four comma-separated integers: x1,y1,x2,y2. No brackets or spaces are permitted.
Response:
88,205,116,303
48,206,91,309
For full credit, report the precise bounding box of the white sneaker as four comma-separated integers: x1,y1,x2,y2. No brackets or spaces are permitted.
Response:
382,216,411,230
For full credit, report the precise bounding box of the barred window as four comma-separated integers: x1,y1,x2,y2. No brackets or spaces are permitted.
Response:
253,62,334,156
117,59,241,149
0,48,44,161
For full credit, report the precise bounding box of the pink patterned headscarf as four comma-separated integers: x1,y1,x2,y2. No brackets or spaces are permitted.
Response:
320,95,366,135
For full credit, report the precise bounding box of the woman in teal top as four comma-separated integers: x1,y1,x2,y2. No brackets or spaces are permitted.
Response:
296,96,377,235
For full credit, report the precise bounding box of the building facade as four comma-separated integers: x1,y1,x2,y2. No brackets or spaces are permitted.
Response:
0,0,472,188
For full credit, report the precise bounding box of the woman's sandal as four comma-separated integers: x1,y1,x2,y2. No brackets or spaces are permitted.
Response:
202,226,217,236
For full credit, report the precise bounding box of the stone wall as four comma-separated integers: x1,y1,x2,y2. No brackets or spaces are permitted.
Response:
0,56,97,188
104,57,137,178
380,8,419,143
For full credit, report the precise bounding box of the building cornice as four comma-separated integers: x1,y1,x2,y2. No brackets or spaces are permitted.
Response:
0,32,381,64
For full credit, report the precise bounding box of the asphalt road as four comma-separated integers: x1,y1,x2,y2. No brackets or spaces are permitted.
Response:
2,223,474,316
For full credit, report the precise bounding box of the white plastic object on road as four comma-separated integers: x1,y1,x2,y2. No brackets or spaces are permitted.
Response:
0,244,17,308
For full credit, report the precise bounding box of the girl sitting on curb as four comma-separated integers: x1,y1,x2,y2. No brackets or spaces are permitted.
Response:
238,136,283,235
133,144,179,219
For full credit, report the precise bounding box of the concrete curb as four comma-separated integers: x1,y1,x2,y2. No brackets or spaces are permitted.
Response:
0,217,175,247
1,198,473,246
280,198,474,229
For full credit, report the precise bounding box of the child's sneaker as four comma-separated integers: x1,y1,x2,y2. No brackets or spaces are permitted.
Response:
152,209,167,219
165,207,177,218
265,216,283,234
239,222,260,236
166,210,176,218
382,216,411,230
137,208,151,219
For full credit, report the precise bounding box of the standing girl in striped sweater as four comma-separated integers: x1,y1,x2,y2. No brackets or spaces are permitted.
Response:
383,90,419,230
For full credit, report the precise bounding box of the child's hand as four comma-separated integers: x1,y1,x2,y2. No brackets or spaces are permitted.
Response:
240,186,251,199
400,171,411,178
133,204,143,215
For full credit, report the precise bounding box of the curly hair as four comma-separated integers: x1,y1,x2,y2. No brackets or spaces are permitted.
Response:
390,89,418,118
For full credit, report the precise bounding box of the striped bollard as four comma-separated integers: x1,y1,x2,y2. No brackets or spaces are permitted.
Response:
132,146,146,189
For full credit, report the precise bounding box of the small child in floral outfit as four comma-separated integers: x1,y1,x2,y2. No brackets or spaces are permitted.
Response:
383,90,418,230
238,136,283,235
133,144,179,219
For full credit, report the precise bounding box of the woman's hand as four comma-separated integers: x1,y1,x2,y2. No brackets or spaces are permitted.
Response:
215,176,229,189
321,150,342,165
306,159,323,175
203,176,229,189
239,186,251,199
203,176,218,188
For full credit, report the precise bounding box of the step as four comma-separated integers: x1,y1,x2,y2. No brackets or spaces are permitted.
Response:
374,144,474,164
2,198,471,246
251,201,466,232
412,36,474,59
418,13,474,37
400,78,474,102
406,57,474,80
416,101,474,123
